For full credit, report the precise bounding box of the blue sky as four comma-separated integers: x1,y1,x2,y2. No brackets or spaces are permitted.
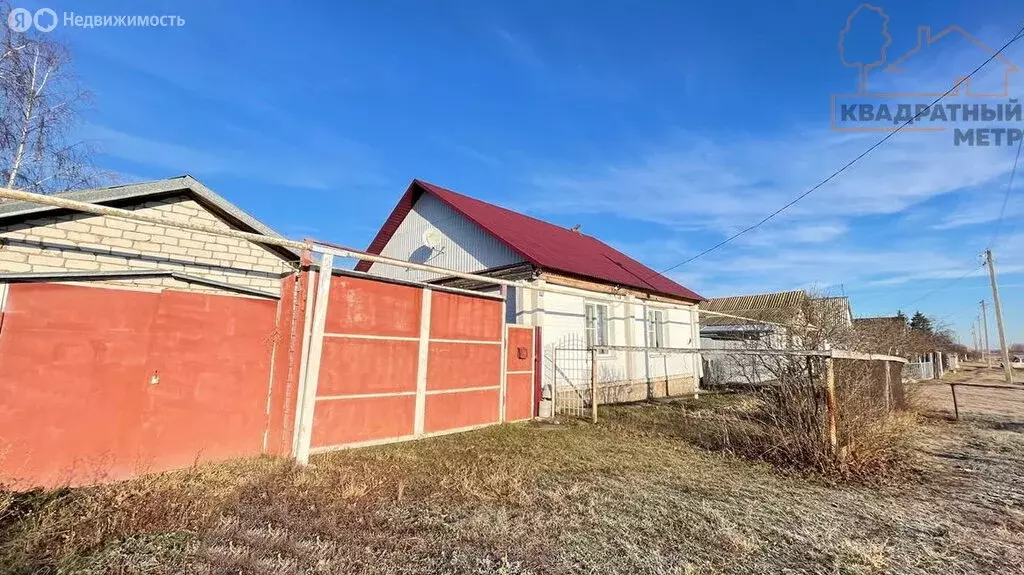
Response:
19,0,1024,345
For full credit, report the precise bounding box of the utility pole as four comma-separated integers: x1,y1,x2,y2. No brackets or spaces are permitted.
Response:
980,300,992,368
971,323,978,357
985,249,1014,384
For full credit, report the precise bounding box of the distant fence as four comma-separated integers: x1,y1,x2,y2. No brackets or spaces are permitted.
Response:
905,361,935,381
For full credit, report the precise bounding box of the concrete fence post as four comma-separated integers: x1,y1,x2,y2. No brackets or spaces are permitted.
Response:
294,253,334,465
414,288,432,436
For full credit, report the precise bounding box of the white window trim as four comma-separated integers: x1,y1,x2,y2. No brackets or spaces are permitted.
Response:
584,301,613,356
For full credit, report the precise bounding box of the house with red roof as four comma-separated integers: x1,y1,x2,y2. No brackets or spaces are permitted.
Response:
356,180,704,413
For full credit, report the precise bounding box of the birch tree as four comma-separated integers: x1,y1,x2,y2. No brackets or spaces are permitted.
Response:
1,2,101,193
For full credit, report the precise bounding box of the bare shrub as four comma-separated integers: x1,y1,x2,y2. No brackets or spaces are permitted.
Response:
699,291,920,479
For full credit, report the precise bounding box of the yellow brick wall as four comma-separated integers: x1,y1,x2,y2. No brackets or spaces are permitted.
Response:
0,194,295,295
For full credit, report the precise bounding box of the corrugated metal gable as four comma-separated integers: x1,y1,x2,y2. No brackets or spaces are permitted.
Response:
364,194,523,282
700,290,808,327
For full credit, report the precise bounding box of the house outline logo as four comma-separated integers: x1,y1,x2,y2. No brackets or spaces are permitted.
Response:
831,3,1019,132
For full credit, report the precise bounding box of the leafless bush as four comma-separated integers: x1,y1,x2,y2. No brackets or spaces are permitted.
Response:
691,358,918,478
699,290,919,478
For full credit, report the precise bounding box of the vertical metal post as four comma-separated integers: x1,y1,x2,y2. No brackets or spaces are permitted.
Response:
499,287,508,423
692,351,700,399
550,350,558,421
985,249,1014,384
825,356,838,454
950,383,959,420
295,253,334,465
414,288,432,436
691,306,702,397
500,324,508,423
590,347,598,423
532,327,540,415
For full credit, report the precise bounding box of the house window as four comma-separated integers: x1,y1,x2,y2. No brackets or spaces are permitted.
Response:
584,302,610,352
647,309,667,348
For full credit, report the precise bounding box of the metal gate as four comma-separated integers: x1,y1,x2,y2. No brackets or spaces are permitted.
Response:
292,256,506,463
552,334,595,419
504,325,537,422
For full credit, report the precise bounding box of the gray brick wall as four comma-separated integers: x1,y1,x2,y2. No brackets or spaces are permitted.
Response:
0,194,295,295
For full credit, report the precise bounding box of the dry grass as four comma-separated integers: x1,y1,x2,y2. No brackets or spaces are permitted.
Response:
2,396,1024,574
693,358,920,479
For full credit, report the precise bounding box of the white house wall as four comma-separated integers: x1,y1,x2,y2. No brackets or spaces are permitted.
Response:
534,281,699,408
366,194,523,282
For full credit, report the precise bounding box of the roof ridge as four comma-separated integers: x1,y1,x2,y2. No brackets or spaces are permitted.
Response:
415,179,594,237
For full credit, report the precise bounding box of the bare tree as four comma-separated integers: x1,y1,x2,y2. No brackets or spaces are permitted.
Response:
0,2,104,193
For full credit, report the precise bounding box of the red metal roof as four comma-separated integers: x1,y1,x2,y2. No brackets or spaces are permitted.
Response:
355,180,703,302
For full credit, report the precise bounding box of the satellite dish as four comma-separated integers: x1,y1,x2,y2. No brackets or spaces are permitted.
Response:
422,228,444,251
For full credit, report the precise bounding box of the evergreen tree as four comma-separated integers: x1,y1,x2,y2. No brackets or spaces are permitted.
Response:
909,311,932,334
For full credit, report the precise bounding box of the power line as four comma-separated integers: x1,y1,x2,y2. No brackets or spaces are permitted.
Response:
990,115,1024,248
657,24,1024,275
897,262,985,309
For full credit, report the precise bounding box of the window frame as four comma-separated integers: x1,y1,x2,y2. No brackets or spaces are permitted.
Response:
584,301,612,355
647,309,667,349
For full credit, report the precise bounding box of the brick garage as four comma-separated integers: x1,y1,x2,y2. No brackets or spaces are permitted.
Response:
0,176,296,294
0,177,301,489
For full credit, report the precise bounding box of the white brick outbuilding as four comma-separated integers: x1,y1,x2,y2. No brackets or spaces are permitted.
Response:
0,176,297,297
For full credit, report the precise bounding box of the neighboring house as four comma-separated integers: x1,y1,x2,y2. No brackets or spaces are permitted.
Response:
700,290,808,385
0,176,298,297
814,296,853,330
355,179,704,412
699,290,853,385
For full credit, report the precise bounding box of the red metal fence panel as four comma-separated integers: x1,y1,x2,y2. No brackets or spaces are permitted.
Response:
0,282,279,489
304,273,508,453
423,291,503,434
504,326,536,422
308,274,422,450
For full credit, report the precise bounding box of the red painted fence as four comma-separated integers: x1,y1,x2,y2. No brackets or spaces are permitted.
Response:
0,270,537,489
0,282,280,489
305,273,510,454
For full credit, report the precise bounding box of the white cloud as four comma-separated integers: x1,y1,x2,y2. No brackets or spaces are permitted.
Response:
85,124,390,192
523,29,1024,310
530,128,1017,233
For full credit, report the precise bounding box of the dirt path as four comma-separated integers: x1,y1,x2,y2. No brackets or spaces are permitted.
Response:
916,363,1024,427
